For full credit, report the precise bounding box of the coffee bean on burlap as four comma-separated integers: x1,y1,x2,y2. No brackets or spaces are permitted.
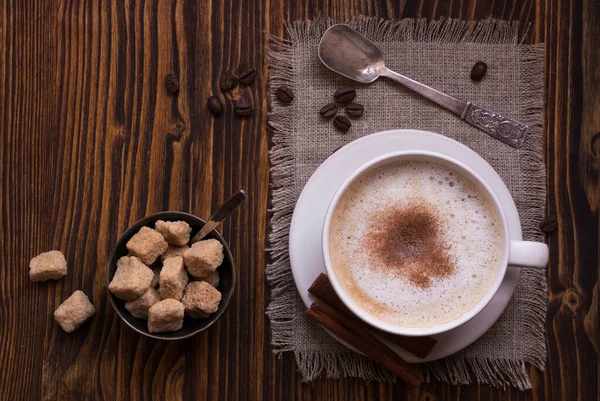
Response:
470,61,488,81
276,86,294,104
334,87,356,103
345,103,364,117
333,116,351,132
319,103,338,119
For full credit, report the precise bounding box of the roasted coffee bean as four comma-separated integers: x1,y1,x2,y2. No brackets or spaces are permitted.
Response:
235,99,252,117
540,215,558,233
165,74,180,94
207,96,223,116
238,68,257,85
470,61,488,81
276,86,294,104
345,103,364,117
220,71,238,91
334,87,356,103
319,103,338,119
333,115,351,132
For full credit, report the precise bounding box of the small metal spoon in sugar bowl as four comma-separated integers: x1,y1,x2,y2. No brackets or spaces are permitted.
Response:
318,24,529,148
191,189,247,243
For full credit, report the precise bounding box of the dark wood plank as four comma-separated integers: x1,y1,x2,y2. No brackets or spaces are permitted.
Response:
0,0,597,400
536,1,599,401
0,0,58,400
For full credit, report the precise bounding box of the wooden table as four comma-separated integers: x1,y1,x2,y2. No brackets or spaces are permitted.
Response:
1,0,598,400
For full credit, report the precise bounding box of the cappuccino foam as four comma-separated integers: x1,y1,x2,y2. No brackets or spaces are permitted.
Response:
329,159,504,328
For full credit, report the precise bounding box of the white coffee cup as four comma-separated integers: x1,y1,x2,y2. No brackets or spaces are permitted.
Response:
322,150,549,337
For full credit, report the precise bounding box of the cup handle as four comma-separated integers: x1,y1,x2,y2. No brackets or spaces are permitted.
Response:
508,240,549,269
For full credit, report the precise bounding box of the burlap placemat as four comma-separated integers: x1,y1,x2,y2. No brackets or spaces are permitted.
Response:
266,17,546,390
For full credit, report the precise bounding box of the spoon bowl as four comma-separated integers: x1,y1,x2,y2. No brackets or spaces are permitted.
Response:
318,24,386,83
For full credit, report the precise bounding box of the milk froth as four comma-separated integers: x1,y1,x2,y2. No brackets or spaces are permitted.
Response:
329,159,504,328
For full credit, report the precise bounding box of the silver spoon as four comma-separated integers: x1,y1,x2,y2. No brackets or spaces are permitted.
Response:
318,24,528,148
191,190,247,243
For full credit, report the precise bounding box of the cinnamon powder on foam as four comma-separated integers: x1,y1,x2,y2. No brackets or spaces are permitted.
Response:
363,203,456,288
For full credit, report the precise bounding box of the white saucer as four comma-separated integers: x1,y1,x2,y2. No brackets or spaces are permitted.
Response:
289,129,522,363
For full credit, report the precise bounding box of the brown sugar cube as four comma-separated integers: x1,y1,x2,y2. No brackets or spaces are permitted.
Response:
54,290,96,333
147,299,184,333
199,271,220,288
155,220,192,246
125,287,161,319
126,226,168,265
29,250,68,282
183,239,224,278
151,267,161,288
182,281,222,318
160,245,190,262
159,257,189,300
108,256,154,301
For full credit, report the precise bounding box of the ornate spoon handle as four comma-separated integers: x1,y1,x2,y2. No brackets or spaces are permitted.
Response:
462,103,528,148
382,68,528,148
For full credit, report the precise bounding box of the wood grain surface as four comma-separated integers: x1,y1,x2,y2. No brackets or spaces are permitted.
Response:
0,0,597,400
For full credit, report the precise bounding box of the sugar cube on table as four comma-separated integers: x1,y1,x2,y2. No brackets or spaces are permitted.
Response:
29,250,67,282
125,287,161,319
147,299,184,333
159,256,188,301
182,281,222,318
108,256,154,301
126,226,168,265
54,290,95,333
155,220,192,246
183,239,224,278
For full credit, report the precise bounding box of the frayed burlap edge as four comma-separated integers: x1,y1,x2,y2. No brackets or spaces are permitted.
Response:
266,17,546,390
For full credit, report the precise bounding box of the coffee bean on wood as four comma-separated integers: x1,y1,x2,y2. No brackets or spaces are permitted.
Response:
165,74,180,94
238,68,257,85
345,103,364,117
333,115,351,132
334,87,356,103
320,103,338,119
470,61,488,81
540,215,558,233
207,96,223,116
276,86,294,104
235,99,252,117
220,71,238,91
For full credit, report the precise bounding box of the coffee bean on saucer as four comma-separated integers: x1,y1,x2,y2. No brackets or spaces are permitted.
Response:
235,99,252,117
333,115,351,132
207,96,223,116
334,87,356,103
319,103,338,119
345,103,364,117
276,86,294,104
470,61,488,81
165,74,180,94
540,215,558,233
220,71,238,91
238,68,257,85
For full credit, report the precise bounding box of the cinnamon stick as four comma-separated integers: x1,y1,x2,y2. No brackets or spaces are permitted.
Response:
306,299,423,386
308,273,437,358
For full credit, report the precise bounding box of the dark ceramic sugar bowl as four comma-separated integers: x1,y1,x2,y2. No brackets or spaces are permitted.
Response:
107,211,235,340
